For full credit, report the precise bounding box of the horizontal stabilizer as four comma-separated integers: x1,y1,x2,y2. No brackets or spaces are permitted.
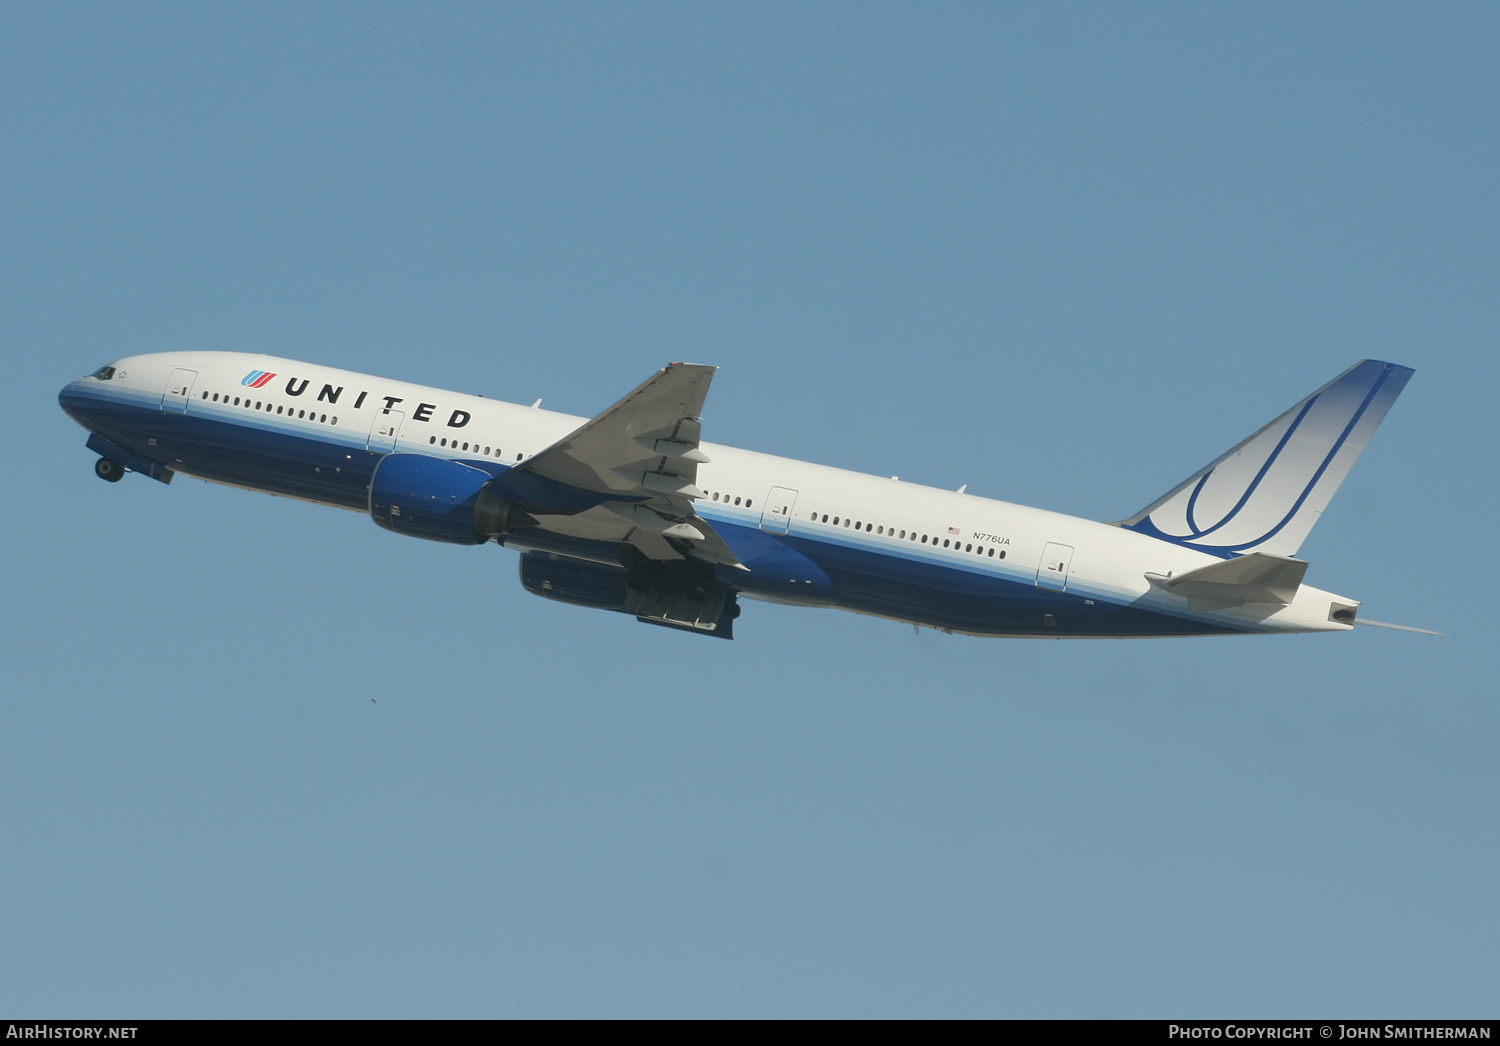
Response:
1120,360,1414,557
1147,552,1308,606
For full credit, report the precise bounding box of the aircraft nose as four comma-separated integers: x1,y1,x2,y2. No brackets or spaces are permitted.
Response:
58,375,105,427
58,378,86,415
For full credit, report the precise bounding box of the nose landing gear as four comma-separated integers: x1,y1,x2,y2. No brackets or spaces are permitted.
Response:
94,457,125,483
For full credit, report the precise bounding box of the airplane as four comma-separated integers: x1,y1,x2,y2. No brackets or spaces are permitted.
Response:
58,352,1416,640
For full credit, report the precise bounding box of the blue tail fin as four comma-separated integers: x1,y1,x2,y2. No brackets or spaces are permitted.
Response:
1119,360,1414,557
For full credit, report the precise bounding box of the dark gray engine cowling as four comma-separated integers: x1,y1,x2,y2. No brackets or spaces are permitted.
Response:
370,453,534,545
520,552,738,638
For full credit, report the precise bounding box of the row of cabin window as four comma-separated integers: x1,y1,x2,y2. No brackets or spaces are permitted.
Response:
203,390,337,425
709,492,751,507
806,513,1008,559
429,435,522,461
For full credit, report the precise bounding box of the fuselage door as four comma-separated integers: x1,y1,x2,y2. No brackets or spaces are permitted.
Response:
1036,542,1074,592
760,486,799,534
161,369,197,414
368,408,405,453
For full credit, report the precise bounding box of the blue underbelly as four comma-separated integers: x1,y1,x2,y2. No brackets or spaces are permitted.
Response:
63,389,377,509
63,391,1237,637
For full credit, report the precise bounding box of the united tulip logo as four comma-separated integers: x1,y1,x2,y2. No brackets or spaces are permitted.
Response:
241,370,277,389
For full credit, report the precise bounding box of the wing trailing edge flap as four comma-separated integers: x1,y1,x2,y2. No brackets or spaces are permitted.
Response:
506,362,744,568
1146,552,1309,607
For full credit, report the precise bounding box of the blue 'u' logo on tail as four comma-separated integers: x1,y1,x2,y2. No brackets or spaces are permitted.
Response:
1119,360,1414,558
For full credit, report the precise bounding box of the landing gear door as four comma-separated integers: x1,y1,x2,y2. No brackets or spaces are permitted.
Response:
1036,542,1074,592
368,408,405,453
161,369,197,414
760,486,798,534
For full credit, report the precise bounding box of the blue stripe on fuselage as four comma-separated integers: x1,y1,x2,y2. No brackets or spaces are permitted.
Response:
61,386,1245,638
61,383,380,509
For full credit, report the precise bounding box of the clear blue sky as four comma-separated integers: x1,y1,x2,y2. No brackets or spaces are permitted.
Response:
3,2,1496,1017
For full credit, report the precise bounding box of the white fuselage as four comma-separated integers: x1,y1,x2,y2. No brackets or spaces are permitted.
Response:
59,352,1358,638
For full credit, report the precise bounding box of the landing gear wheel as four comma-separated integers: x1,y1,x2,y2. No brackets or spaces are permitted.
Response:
94,457,125,483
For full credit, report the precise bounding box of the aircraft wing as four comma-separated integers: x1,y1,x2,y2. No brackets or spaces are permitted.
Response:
505,363,743,566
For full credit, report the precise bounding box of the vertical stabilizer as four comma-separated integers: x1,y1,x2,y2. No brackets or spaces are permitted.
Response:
1118,360,1413,557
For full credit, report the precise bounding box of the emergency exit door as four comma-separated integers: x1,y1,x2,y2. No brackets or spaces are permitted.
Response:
367,408,405,453
759,486,799,534
161,369,197,414
1036,542,1074,592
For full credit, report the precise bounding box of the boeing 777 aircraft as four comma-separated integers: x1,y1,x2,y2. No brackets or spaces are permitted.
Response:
59,354,1413,640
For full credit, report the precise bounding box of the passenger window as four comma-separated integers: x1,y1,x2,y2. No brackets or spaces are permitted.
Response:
734,497,741,506
999,550,1006,560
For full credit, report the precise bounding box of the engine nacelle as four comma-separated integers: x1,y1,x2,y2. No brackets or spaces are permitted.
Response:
370,453,533,545
520,552,739,638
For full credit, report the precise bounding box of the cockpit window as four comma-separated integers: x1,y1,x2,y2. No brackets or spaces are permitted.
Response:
91,366,116,381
